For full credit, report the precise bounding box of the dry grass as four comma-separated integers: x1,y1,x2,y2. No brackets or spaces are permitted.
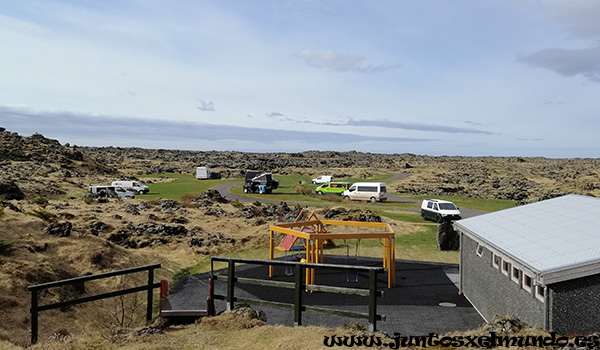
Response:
0,196,276,347
23,315,392,350
5,155,597,348
10,313,563,350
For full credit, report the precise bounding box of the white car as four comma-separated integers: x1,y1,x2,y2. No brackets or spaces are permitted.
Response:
311,175,334,184
420,199,462,222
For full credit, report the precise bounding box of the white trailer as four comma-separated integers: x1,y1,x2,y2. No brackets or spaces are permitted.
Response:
196,166,211,180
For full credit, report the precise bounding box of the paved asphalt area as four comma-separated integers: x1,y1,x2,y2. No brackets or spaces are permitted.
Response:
166,256,484,336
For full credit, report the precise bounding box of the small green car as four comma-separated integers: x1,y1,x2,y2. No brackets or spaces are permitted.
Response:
315,182,352,195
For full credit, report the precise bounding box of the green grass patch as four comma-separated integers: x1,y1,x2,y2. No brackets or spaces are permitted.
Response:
230,173,399,205
231,174,325,203
376,209,425,223
394,225,458,263
0,240,14,256
341,173,394,183
137,173,238,201
401,194,516,212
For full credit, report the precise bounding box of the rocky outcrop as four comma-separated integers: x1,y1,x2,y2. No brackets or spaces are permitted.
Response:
483,315,525,334
224,304,267,323
238,202,303,222
3,129,600,203
437,222,459,251
0,179,24,200
106,223,235,249
0,129,117,198
44,221,73,237
320,208,382,222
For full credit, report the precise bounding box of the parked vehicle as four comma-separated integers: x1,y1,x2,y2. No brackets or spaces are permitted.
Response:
315,182,352,195
111,181,149,194
195,166,221,179
196,167,211,180
420,199,462,223
243,171,279,194
312,175,334,184
88,186,135,199
342,182,387,203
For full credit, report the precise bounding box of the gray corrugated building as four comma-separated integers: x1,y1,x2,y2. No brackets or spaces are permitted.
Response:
454,194,600,334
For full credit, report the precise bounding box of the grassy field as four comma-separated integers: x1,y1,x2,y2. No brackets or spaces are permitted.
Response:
401,194,516,212
229,173,396,204
135,173,514,213
133,172,514,274
137,173,238,200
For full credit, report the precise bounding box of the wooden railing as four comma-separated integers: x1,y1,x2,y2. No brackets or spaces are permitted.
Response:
27,263,161,344
210,257,385,331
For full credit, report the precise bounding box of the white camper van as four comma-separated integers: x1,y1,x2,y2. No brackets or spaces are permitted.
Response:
342,182,387,203
311,175,334,184
111,181,149,194
196,167,210,180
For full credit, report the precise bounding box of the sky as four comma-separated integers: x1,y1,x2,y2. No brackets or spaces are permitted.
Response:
1,1,600,157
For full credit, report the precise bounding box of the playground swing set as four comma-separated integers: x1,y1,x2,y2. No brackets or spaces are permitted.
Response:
269,210,396,288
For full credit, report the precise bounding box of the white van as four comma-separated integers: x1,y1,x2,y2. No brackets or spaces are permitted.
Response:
342,182,387,203
111,180,149,194
420,199,462,222
196,166,210,180
312,175,334,184
89,186,135,199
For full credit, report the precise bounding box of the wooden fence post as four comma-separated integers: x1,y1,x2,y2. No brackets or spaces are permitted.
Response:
293,263,304,326
227,260,235,311
146,267,155,324
368,269,377,332
30,289,38,344
207,277,215,316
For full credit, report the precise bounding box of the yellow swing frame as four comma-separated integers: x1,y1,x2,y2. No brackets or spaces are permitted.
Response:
269,210,396,288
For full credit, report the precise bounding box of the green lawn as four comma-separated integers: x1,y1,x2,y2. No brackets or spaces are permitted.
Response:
400,194,516,212
230,173,398,205
137,172,238,200
375,209,425,223
143,172,517,277
230,174,324,203
134,173,516,214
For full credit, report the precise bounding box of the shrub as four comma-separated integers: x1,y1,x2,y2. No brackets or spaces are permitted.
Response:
294,183,313,196
231,200,244,208
31,196,49,208
0,240,13,256
144,198,161,206
180,193,196,208
322,193,343,202
30,209,57,222
293,183,304,194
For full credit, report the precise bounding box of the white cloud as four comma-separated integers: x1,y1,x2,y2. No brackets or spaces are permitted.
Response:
541,0,600,40
294,50,402,73
196,100,215,112
519,46,600,82
518,1,600,82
